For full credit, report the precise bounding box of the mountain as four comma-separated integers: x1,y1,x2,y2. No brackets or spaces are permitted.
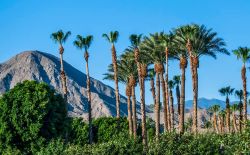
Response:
185,98,226,109
0,51,145,119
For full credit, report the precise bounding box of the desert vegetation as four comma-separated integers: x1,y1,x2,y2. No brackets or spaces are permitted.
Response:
0,23,250,154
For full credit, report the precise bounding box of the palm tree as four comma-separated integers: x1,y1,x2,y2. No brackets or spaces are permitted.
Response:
161,33,176,132
171,40,188,134
73,34,93,144
130,34,148,148
121,49,139,139
168,80,175,131
219,86,234,132
231,104,239,132
235,89,243,132
51,30,71,101
102,31,120,118
210,104,220,133
148,69,158,139
174,24,229,133
218,110,226,133
233,47,250,128
173,75,181,128
140,33,166,142
104,51,138,137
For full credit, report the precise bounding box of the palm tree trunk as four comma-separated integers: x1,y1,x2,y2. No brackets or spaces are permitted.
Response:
213,113,218,133
239,101,243,132
165,47,171,131
85,54,93,144
179,57,187,134
186,40,198,134
155,73,160,140
226,97,230,133
176,85,180,123
59,45,68,104
131,85,137,139
141,77,147,149
191,57,199,134
169,89,174,131
242,65,247,128
134,49,147,149
218,116,222,133
111,44,120,118
233,112,238,132
160,72,168,132
126,84,133,136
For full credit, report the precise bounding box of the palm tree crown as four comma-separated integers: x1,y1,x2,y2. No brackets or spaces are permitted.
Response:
233,47,250,64
74,35,93,51
102,31,119,43
219,86,235,98
129,34,143,48
174,24,229,59
51,30,71,45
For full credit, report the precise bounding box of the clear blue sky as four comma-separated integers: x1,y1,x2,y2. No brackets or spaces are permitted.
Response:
0,0,250,104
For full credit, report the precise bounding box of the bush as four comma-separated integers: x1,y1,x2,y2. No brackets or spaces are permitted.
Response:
0,80,67,153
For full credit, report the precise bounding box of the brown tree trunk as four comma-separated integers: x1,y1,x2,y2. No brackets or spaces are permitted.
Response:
176,85,180,122
140,75,147,149
179,57,187,134
193,58,199,134
160,72,168,132
213,113,218,133
59,45,68,105
221,116,225,134
239,101,243,132
165,47,171,131
169,90,174,131
155,72,160,140
126,84,133,136
134,49,147,150
242,65,247,128
226,97,230,133
131,85,137,139
111,44,120,118
218,116,222,133
84,52,93,144
150,76,158,140
186,40,198,134
233,112,238,132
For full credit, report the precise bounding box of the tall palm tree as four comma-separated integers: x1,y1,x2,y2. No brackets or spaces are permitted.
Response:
121,49,139,139
102,31,120,118
73,34,93,144
168,80,175,131
218,110,226,133
140,33,166,142
161,33,176,132
219,86,234,132
51,30,71,102
171,38,188,134
130,34,148,147
233,47,250,128
148,69,158,139
231,104,239,132
210,104,220,133
173,75,181,127
104,51,138,137
235,89,243,132
174,24,229,133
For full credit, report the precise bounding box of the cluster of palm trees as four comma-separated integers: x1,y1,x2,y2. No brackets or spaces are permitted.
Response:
209,87,249,133
50,24,250,148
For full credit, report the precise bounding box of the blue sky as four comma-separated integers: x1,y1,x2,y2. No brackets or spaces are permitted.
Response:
0,0,250,104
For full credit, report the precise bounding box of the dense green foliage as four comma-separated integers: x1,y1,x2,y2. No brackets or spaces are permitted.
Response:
0,81,67,153
0,81,249,154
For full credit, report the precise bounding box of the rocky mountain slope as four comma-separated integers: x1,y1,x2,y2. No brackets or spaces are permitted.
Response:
0,51,144,119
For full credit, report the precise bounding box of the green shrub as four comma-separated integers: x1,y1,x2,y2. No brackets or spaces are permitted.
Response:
0,80,67,153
